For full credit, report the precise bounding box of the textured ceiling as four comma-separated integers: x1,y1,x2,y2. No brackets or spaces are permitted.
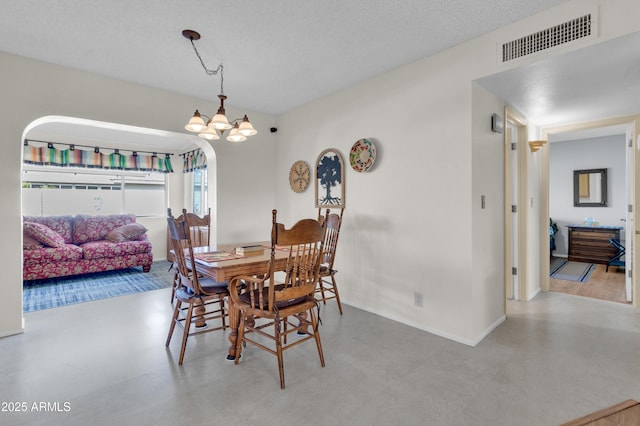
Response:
3,0,638,147
0,0,572,116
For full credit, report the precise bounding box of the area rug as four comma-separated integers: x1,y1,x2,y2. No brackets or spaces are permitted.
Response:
550,259,595,283
550,256,567,275
23,260,173,313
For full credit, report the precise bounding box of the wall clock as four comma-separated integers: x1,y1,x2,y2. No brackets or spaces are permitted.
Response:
289,160,310,193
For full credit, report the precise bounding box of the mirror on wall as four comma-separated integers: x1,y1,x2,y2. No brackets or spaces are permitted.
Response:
573,168,607,207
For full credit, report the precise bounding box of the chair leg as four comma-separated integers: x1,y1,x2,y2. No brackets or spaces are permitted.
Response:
234,314,245,365
166,301,181,347
170,268,179,304
178,303,194,365
274,317,286,389
330,274,343,315
318,277,328,305
220,297,227,330
310,308,325,367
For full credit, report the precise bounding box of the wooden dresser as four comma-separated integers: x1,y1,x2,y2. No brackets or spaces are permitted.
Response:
567,225,622,264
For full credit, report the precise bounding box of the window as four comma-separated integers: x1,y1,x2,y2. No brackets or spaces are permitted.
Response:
22,167,166,217
192,168,208,216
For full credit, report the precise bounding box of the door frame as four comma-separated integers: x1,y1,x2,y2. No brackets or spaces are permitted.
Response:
504,106,529,309
540,114,640,306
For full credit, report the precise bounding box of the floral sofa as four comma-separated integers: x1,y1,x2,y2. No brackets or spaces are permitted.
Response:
23,214,153,281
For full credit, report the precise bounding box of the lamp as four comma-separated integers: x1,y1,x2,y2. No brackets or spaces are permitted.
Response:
528,140,547,152
182,30,257,142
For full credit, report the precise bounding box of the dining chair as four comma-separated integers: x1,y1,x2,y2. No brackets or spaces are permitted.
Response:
166,211,228,365
183,208,211,247
228,209,328,389
168,208,211,304
315,208,344,314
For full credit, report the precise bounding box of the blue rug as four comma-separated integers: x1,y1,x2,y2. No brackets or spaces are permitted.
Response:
23,261,173,313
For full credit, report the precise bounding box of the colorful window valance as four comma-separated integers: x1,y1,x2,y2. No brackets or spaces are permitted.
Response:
23,140,174,173
182,149,207,173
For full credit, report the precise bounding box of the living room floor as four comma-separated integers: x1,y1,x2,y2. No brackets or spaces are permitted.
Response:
1,288,639,425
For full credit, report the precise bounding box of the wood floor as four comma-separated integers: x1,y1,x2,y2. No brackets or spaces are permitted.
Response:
550,261,629,304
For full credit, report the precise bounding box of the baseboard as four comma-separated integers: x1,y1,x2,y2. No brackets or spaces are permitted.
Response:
469,314,506,346
0,327,24,339
527,287,541,301
344,302,506,347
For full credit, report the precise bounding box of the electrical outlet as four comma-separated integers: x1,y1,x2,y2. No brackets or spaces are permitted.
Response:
414,292,423,307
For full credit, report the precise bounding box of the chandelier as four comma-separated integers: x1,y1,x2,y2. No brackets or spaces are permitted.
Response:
182,30,257,143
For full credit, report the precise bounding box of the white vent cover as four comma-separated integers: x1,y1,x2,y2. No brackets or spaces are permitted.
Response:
502,14,592,62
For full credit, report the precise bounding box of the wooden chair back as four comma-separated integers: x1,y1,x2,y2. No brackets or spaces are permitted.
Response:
317,208,343,265
321,212,342,266
244,209,328,312
166,212,204,295
182,208,211,247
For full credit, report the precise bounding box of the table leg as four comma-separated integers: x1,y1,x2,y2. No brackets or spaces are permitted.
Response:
194,301,207,328
227,298,239,360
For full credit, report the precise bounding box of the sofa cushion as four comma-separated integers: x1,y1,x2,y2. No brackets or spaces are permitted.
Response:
80,240,153,260
23,233,44,250
72,214,137,244
23,215,74,243
105,223,148,242
24,222,66,248
23,244,84,265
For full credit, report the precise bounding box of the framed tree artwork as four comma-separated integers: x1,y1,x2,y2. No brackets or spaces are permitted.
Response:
315,148,345,209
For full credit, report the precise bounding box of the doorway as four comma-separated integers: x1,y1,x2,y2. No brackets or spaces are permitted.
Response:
541,117,639,305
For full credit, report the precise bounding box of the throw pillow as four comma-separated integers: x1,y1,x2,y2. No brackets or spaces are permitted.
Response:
105,223,148,243
23,233,44,250
23,222,66,248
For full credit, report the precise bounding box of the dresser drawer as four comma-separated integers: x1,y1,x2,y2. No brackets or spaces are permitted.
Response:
567,226,622,265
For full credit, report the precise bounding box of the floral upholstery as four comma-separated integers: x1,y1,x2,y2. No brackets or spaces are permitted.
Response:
23,244,83,264
23,214,153,281
23,215,74,243
80,240,152,260
23,222,66,247
72,214,138,244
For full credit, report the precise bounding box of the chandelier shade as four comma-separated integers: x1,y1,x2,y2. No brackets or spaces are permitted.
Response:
182,30,257,142
184,110,207,133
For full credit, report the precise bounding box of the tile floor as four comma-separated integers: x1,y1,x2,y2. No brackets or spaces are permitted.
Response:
1,288,639,425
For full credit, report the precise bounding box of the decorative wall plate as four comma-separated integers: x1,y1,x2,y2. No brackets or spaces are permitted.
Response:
289,160,310,193
349,138,376,172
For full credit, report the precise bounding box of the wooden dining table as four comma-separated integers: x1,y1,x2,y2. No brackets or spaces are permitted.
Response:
188,242,291,360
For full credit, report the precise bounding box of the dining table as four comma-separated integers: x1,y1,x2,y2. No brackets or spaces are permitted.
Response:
188,242,291,360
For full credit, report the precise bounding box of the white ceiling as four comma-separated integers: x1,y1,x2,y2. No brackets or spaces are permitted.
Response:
2,0,638,145
476,30,640,139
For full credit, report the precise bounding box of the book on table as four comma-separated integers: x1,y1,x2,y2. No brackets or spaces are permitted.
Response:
235,245,265,255
193,251,234,265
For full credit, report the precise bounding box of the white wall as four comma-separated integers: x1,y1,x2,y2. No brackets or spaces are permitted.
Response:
1,0,638,342
471,84,507,339
549,135,626,255
274,0,640,344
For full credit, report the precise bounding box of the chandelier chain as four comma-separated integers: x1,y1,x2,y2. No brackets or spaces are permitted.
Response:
189,39,224,95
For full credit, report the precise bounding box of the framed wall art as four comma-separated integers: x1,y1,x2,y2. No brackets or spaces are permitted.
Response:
315,148,345,209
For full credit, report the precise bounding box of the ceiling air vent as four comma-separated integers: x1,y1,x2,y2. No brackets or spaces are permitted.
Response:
502,14,592,62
